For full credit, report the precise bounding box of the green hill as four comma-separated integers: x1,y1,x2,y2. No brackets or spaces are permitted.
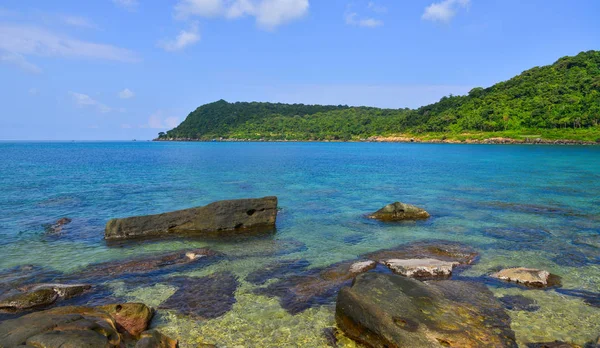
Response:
158,50,600,142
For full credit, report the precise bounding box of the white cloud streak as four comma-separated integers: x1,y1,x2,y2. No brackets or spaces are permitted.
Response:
62,15,97,29
174,0,309,30
0,52,42,73
422,0,470,23
345,12,383,28
143,112,181,129
158,22,201,51
367,1,387,14
69,92,112,113
119,88,135,99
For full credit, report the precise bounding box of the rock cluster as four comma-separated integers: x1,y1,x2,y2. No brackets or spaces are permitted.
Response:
368,202,430,221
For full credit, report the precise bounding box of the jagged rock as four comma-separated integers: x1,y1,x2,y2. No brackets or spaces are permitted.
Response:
105,196,278,240
491,267,561,288
382,258,459,279
368,202,430,221
98,303,154,337
0,288,58,311
136,330,178,348
335,273,517,348
160,272,239,319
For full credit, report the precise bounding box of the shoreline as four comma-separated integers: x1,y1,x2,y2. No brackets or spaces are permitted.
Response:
153,136,600,145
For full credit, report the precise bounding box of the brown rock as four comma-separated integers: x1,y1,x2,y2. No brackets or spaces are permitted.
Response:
0,288,58,311
382,258,459,279
105,196,278,240
368,202,430,221
98,303,154,337
491,268,560,288
136,330,178,348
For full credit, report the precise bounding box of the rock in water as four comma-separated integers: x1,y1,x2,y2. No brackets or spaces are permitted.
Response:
98,303,154,337
382,258,459,279
43,217,72,234
136,330,178,348
336,273,517,348
368,202,430,221
491,267,561,288
0,288,58,311
105,196,278,240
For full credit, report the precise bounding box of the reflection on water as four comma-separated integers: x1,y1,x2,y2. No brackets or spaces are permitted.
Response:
1,142,599,347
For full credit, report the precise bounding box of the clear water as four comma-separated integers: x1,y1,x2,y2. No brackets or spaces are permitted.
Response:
1,141,600,347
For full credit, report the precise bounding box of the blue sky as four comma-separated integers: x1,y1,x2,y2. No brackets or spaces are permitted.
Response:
0,0,598,140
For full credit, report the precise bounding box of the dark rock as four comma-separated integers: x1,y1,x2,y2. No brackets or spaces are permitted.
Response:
258,240,477,314
160,272,238,319
368,202,430,221
43,217,72,234
136,330,178,348
343,234,365,245
0,265,63,296
0,288,58,311
322,327,339,347
67,248,222,283
484,227,551,243
0,305,121,347
105,196,278,240
98,303,154,337
526,341,580,348
335,273,517,348
556,288,600,308
223,238,307,258
498,295,540,312
246,259,311,285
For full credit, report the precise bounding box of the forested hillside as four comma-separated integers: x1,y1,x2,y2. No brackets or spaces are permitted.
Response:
158,51,600,141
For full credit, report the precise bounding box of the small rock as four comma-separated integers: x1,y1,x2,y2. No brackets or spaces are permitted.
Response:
491,267,560,288
136,330,178,348
382,258,459,279
43,217,72,234
498,295,540,312
98,303,154,337
368,202,430,221
349,261,376,274
185,251,205,260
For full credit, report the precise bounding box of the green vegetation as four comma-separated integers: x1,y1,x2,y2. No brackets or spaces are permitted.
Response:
158,51,600,142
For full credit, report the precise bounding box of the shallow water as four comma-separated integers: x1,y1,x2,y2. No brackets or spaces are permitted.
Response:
1,142,599,347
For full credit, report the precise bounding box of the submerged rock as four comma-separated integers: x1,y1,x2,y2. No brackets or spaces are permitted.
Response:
336,273,517,348
136,330,178,348
555,288,600,308
258,240,478,314
245,259,311,285
382,258,459,279
160,272,238,319
98,303,154,337
43,217,72,234
491,268,561,288
20,283,91,299
368,202,430,221
105,196,278,240
498,295,540,312
526,342,580,348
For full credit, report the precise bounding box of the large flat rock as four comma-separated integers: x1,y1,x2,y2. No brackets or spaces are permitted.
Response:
336,273,517,348
105,196,278,240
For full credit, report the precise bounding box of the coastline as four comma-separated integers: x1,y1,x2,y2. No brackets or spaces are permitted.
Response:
153,136,600,145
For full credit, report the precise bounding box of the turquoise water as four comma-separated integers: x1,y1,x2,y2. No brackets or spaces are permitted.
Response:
1,141,600,346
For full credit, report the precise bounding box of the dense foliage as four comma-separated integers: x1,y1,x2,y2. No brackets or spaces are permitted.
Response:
159,51,600,141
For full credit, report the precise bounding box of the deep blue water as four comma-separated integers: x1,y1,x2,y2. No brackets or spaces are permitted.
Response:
1,141,600,346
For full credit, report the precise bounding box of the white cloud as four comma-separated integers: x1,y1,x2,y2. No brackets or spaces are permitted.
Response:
69,92,112,113
119,88,135,99
29,88,38,95
0,24,139,72
0,52,42,73
143,111,180,129
174,0,309,30
345,12,383,28
367,1,387,14
62,15,97,29
158,22,201,51
422,0,470,23
113,0,139,11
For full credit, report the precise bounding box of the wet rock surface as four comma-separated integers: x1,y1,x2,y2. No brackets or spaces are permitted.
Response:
136,329,179,348
160,272,239,319
257,240,478,314
498,295,540,312
105,196,278,240
43,217,72,234
526,341,581,348
491,268,561,288
336,273,517,348
368,202,430,221
98,303,154,337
